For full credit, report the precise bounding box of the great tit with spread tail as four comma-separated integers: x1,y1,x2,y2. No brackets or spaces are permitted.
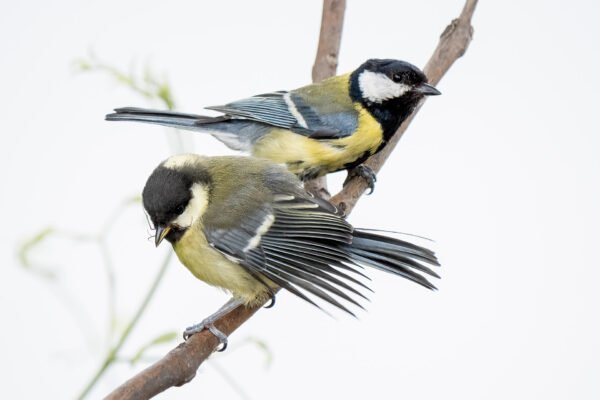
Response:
109,59,440,192
142,154,439,348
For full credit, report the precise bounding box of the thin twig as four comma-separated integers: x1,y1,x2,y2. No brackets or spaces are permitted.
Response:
98,239,117,343
330,0,478,215
77,251,172,399
104,0,478,398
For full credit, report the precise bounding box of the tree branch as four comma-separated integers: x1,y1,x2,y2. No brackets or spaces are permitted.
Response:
105,303,262,400
312,0,346,82
330,0,478,214
104,0,477,398
303,0,346,200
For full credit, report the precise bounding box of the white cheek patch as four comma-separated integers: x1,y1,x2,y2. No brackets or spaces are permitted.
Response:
173,183,209,228
358,70,411,103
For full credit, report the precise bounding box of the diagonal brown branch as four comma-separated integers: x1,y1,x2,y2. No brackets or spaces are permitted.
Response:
105,0,477,398
330,0,478,214
105,303,263,400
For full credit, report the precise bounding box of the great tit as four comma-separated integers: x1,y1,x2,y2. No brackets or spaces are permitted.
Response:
143,154,439,347
109,59,440,191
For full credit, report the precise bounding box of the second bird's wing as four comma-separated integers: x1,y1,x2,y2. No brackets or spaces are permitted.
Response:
206,91,357,139
202,189,371,315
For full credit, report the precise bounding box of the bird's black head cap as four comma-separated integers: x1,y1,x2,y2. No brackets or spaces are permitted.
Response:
349,58,440,141
363,59,427,85
143,161,211,243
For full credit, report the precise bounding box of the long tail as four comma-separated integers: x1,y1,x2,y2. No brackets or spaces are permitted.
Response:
345,229,440,290
105,107,229,131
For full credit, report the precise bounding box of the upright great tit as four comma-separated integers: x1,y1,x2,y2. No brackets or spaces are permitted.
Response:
143,154,439,347
109,59,440,191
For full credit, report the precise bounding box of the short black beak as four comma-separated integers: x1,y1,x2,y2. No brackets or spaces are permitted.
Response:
155,225,172,247
416,82,441,96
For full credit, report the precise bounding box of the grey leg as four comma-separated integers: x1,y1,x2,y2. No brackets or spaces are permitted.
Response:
183,297,245,351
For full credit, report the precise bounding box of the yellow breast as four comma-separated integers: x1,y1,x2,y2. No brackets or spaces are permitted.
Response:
251,103,383,177
331,103,383,158
173,223,272,305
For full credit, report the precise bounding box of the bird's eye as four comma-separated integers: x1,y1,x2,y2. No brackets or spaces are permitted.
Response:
392,73,403,83
175,205,185,215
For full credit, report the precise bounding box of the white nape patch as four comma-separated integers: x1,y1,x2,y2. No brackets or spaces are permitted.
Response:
243,214,275,252
163,154,199,169
283,93,308,128
172,183,209,228
358,70,411,103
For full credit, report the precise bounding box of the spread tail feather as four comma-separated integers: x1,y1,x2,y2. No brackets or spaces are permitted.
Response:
346,229,440,290
105,107,229,130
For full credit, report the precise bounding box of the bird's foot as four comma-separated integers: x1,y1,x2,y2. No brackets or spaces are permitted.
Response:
345,165,377,194
182,297,244,352
183,318,229,351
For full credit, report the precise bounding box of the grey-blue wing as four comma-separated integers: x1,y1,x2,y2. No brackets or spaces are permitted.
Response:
206,91,357,139
201,181,370,315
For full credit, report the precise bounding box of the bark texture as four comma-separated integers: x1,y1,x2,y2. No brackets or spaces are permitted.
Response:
330,0,478,214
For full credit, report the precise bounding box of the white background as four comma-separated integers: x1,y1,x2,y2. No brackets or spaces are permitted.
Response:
1,0,599,399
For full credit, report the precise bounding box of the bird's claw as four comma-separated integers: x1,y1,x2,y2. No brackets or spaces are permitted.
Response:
264,294,276,309
345,165,377,194
183,321,229,352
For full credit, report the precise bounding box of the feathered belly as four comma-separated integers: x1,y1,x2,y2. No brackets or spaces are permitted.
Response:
251,110,383,178
173,224,271,305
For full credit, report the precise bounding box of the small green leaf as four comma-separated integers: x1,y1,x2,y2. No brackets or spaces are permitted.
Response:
16,227,59,279
129,331,178,365
73,59,92,71
74,54,177,110
124,195,142,205
18,227,55,268
157,83,175,110
245,337,273,369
